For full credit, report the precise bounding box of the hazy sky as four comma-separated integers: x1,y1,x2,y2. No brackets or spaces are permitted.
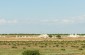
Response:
0,0,85,34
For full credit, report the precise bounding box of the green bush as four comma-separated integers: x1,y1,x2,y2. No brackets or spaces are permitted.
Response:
56,35,61,39
11,46,17,48
61,48,65,51
22,50,40,55
79,48,83,50
48,35,52,38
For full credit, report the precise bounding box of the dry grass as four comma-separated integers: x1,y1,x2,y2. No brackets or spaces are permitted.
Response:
0,37,85,41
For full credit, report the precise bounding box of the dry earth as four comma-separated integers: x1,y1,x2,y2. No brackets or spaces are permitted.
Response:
0,37,85,41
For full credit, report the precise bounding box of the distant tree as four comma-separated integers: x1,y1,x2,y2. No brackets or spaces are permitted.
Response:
22,50,40,55
48,35,52,38
56,35,61,39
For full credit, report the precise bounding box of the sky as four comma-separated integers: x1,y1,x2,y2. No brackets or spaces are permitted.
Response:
0,0,85,34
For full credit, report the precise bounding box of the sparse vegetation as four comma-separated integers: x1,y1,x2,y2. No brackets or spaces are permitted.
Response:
22,50,40,55
0,34,85,55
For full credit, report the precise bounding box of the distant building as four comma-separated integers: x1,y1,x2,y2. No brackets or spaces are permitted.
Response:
68,34,79,38
38,34,49,38
83,35,85,37
0,35,5,38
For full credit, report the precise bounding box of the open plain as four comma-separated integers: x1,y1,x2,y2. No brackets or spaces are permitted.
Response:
0,34,85,55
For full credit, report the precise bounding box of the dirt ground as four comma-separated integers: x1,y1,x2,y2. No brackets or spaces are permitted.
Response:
0,37,85,41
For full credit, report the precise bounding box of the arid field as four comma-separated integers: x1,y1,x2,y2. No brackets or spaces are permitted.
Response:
0,34,85,55
0,37,85,41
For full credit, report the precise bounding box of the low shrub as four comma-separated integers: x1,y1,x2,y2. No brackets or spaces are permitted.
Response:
61,48,66,51
22,50,40,55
